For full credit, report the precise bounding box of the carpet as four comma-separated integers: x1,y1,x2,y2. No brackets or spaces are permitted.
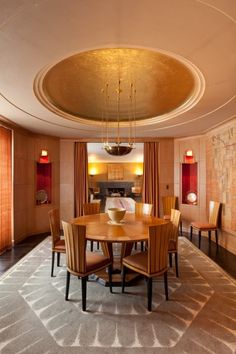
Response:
0,237,235,354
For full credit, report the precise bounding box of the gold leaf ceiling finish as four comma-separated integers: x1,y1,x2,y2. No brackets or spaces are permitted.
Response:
35,48,198,126
0,0,235,138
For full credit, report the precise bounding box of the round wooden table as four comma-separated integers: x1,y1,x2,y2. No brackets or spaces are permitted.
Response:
72,212,168,286
72,212,167,243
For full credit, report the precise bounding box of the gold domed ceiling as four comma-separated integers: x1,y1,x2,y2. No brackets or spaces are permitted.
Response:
35,48,197,124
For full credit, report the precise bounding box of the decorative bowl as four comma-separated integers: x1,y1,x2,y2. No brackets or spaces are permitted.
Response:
107,208,126,223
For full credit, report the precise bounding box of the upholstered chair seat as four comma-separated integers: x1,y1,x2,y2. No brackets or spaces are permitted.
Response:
191,222,216,230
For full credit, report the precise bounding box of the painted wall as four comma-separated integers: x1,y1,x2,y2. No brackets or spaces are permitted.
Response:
14,130,60,243
88,162,143,183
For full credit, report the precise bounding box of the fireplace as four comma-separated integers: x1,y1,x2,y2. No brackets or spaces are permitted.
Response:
107,187,125,197
98,181,134,197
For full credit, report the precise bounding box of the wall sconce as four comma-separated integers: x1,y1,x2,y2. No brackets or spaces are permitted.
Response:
135,168,143,177
184,149,194,163
39,150,49,163
89,167,97,177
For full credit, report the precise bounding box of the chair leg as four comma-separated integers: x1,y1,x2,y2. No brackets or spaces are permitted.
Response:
180,220,183,236
122,266,127,293
90,241,94,252
198,230,201,249
51,251,55,277
215,230,218,248
208,230,211,244
169,253,172,267
108,264,113,293
134,242,137,250
97,241,99,250
57,252,60,267
141,241,144,251
175,252,179,277
65,271,70,300
190,226,193,241
164,271,168,301
81,276,87,311
147,277,153,311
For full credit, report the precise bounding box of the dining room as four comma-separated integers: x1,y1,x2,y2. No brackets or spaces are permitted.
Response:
0,1,236,353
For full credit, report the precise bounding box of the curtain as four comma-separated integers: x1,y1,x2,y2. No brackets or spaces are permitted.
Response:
74,142,89,217
0,126,12,254
142,142,159,217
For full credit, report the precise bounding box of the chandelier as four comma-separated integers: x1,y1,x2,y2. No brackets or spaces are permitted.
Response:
101,79,136,156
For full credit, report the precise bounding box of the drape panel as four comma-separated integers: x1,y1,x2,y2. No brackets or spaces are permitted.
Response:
0,126,12,254
74,142,89,217
142,142,159,217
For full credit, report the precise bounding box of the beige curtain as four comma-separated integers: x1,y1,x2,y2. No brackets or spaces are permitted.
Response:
74,142,89,217
142,142,159,217
0,126,12,254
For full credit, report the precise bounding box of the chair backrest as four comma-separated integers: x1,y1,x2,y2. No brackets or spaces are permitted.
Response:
62,221,86,274
48,208,61,248
83,202,100,215
170,209,181,243
209,201,221,226
148,222,170,274
135,202,153,216
162,196,177,216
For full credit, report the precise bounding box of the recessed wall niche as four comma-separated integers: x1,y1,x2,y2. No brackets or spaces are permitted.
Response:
182,162,198,205
36,162,52,205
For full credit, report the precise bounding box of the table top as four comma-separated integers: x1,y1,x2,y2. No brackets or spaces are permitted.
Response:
72,212,167,243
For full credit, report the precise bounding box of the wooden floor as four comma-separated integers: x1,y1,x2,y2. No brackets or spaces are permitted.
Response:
0,232,236,279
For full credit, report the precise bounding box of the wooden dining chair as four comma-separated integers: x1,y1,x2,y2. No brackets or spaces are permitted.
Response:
62,221,112,311
122,222,170,311
134,202,153,251
168,209,181,277
83,202,100,251
190,201,221,249
48,208,66,277
162,196,182,235
121,202,153,259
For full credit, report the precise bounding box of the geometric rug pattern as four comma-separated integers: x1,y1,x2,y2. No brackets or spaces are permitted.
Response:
0,237,235,353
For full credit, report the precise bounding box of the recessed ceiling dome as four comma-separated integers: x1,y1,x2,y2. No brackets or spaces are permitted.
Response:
34,48,204,126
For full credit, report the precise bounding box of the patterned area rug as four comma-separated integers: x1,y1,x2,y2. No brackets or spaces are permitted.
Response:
0,237,235,354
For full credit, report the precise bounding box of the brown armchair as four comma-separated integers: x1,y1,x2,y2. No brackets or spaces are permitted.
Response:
62,221,112,311
190,201,221,249
48,208,66,277
122,222,170,311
